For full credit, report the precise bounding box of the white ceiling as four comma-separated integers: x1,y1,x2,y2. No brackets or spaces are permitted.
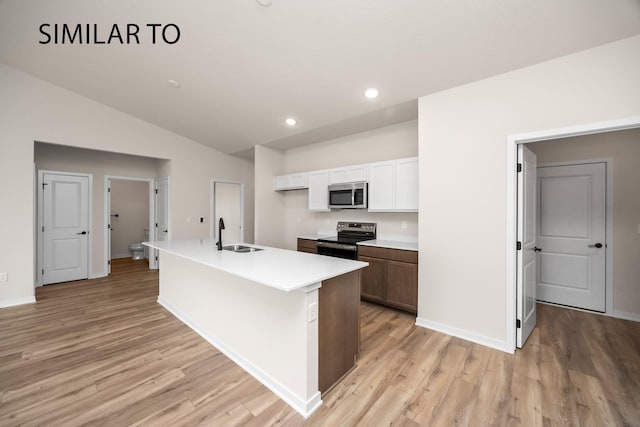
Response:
1,0,639,156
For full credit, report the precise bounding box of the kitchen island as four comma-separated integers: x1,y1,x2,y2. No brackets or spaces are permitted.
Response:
143,238,367,418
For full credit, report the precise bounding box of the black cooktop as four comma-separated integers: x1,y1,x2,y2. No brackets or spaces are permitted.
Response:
317,235,370,245
317,222,376,245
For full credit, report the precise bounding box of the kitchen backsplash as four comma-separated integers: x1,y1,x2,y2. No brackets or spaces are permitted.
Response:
283,190,417,249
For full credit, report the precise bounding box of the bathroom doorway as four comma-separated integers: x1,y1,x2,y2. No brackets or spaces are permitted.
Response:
105,176,155,274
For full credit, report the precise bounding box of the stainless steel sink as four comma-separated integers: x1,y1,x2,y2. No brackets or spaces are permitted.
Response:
222,244,263,253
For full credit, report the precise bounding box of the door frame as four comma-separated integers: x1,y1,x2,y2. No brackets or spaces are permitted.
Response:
210,179,245,242
153,176,170,269
536,159,613,315
36,169,93,287
103,175,156,275
505,116,640,353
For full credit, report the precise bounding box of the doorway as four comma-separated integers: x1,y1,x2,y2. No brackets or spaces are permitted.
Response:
211,180,245,245
506,117,640,352
104,176,167,273
37,170,92,285
534,161,608,312
105,176,155,274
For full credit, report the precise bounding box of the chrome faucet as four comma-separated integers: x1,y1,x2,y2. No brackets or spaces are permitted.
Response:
216,217,225,250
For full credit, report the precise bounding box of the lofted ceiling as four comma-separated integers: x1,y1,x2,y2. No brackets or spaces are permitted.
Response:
1,0,639,156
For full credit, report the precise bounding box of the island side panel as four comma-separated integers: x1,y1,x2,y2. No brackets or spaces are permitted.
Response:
157,251,320,414
318,270,360,394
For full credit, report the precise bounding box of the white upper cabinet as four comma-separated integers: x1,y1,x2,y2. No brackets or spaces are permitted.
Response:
273,173,308,191
328,165,368,184
395,157,419,211
368,157,418,212
308,170,330,211
273,157,418,212
367,161,395,210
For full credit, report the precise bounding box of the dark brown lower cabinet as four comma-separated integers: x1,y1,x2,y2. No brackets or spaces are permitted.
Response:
359,256,386,304
297,238,317,254
358,245,418,314
295,240,361,395
318,270,360,395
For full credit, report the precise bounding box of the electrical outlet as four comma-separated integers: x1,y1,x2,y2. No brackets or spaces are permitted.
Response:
401,221,407,229
308,302,318,322
187,217,191,223
0,272,7,282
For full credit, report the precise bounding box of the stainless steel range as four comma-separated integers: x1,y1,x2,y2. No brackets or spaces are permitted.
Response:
317,222,376,260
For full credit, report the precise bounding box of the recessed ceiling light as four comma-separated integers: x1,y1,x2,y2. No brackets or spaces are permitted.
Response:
167,79,181,88
257,0,272,6
285,118,296,126
364,88,379,99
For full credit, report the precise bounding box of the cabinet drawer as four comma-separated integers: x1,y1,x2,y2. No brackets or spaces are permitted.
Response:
358,245,417,264
297,238,318,254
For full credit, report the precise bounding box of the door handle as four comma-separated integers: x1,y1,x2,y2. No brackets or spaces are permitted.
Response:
77,231,87,235
588,243,603,248
163,230,168,233
534,246,542,252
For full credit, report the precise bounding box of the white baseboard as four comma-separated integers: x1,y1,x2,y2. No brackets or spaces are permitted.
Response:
157,297,322,419
415,317,510,354
0,296,36,308
612,310,640,322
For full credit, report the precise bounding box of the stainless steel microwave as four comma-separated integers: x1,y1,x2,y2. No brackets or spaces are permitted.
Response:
328,182,368,209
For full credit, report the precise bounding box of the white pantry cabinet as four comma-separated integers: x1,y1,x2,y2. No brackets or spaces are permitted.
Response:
308,170,330,211
328,165,368,184
368,157,418,212
273,173,309,191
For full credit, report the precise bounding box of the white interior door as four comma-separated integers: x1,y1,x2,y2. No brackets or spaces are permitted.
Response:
537,163,606,312
517,145,537,348
213,181,243,244
154,177,169,269
42,173,89,284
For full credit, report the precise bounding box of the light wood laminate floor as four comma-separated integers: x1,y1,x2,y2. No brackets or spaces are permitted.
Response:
1,258,639,426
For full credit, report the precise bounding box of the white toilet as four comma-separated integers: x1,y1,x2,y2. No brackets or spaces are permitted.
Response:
129,243,145,260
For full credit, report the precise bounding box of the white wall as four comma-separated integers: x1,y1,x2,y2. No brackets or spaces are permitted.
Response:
529,128,640,318
0,64,254,306
254,145,286,248
418,35,640,350
283,121,418,173
256,121,419,250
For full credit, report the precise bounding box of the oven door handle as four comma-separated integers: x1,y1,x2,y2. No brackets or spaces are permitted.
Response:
317,241,357,251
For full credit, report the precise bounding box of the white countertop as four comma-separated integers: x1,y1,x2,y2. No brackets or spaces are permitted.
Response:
357,239,419,252
144,238,368,292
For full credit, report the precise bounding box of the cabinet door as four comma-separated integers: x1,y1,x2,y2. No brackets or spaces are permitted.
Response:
329,168,350,185
308,170,330,211
358,256,387,303
274,175,290,190
367,161,394,211
274,173,309,191
386,260,418,313
289,173,309,189
297,238,317,254
329,165,368,184
395,158,418,211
